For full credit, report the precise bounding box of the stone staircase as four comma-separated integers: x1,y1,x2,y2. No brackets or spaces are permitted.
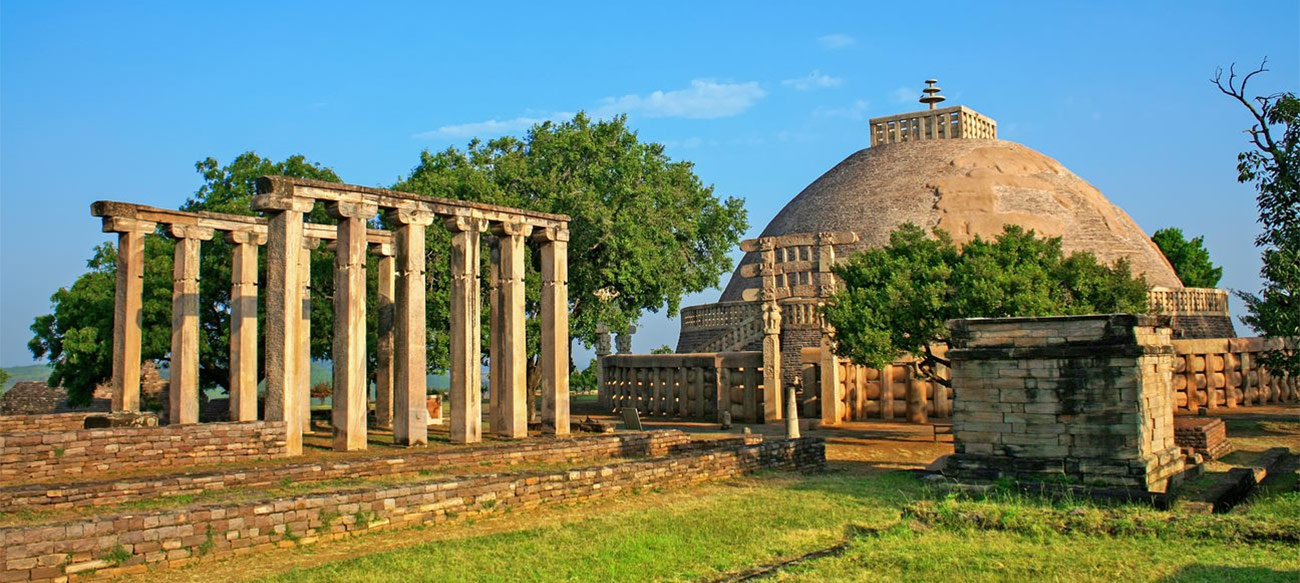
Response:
697,314,763,353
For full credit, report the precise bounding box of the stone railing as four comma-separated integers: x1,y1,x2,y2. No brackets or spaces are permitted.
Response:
600,352,767,423
799,348,952,423
869,105,997,146
1171,336,1298,411
679,301,761,330
1148,287,1230,317
781,298,822,329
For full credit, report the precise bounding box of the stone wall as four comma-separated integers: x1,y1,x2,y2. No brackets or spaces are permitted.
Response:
0,421,286,484
0,430,715,513
0,438,824,582
0,412,100,434
1173,417,1233,460
944,314,1185,493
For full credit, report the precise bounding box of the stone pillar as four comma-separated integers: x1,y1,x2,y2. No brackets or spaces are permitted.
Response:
595,324,612,409
227,229,265,422
762,301,783,422
327,201,377,452
103,217,154,413
616,325,636,354
298,236,317,434
816,232,843,426
388,209,434,446
535,226,570,435
493,221,530,439
785,383,801,439
488,239,503,434
251,191,314,456
373,243,396,429
447,215,485,444
167,225,214,425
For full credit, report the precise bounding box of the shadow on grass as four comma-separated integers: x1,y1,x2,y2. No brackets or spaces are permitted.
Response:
1158,564,1299,583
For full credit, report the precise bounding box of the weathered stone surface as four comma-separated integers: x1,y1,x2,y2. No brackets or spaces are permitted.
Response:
493,221,529,439
328,202,376,452
106,219,153,412
227,230,263,422
447,215,485,444
536,226,570,435
388,210,434,446
256,201,309,456
374,245,396,429
168,226,214,425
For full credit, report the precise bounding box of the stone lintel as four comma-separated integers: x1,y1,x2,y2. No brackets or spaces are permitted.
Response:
325,200,379,220
101,216,156,234
251,193,315,213
167,224,215,241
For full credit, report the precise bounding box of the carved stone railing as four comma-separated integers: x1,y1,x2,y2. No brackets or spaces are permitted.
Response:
599,352,767,423
1148,287,1230,317
680,301,761,330
799,348,951,423
1171,337,1298,411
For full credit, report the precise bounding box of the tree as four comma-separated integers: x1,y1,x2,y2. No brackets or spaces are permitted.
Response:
1214,60,1299,376
29,152,342,404
393,112,748,370
0,369,10,389
823,224,1149,384
1151,227,1223,288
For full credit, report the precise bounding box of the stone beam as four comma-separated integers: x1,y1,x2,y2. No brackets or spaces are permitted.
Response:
91,200,394,245
534,226,570,435
493,221,530,439
226,229,265,422
327,201,377,452
447,216,486,444
373,242,396,430
103,216,155,413
388,208,434,446
167,224,214,425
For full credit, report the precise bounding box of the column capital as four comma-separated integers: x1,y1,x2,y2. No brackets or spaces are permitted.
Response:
167,224,215,241
302,236,320,251
531,225,569,243
101,216,155,234
385,208,436,226
490,220,531,237
444,214,487,233
252,193,315,213
370,241,395,257
225,229,267,245
326,200,379,220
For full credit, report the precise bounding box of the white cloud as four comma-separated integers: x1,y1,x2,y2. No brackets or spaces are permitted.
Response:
593,79,766,119
814,99,871,121
414,115,551,139
891,86,916,104
818,33,856,49
781,70,843,91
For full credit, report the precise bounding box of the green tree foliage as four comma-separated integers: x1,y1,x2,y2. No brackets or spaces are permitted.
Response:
823,224,1149,383
1151,227,1223,288
29,152,341,404
393,112,748,359
1215,60,1299,376
0,369,10,388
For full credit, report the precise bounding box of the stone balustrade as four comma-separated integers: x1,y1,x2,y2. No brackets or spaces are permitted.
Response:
799,349,952,423
599,352,768,423
1170,336,1297,411
869,105,997,147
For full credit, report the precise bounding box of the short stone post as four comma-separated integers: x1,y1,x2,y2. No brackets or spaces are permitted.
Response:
536,226,570,435
447,215,485,444
103,217,155,413
785,382,801,439
595,324,611,409
167,224,214,425
373,242,396,429
327,201,376,452
388,209,433,446
252,186,314,456
227,229,265,422
616,325,636,354
298,236,317,433
493,221,530,439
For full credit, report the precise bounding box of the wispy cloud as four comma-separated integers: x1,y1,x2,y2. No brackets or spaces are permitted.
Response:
814,99,870,121
414,115,565,139
891,86,916,104
592,79,766,119
781,70,843,91
818,33,855,50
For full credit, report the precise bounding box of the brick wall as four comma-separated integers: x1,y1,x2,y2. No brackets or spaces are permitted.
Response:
1173,417,1233,460
0,437,824,582
0,413,100,434
0,421,286,484
0,430,714,513
944,314,1185,493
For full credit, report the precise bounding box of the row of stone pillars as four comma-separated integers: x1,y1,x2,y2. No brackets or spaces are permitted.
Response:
92,177,571,456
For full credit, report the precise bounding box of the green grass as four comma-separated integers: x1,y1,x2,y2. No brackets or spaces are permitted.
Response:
251,470,1299,583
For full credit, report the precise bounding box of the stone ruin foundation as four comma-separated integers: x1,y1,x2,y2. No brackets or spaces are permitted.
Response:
943,314,1186,493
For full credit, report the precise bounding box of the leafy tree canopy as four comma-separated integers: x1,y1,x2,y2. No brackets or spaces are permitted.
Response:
1151,227,1223,288
823,224,1149,384
1214,60,1299,376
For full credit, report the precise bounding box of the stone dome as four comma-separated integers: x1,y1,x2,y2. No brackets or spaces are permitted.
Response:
719,138,1181,301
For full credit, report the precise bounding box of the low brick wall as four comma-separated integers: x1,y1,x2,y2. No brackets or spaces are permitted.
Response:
0,437,825,582
1174,417,1233,460
944,315,1185,493
0,413,100,434
0,421,286,484
0,430,716,513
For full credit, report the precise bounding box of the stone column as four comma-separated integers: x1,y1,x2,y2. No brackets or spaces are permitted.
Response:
298,236,317,434
327,201,377,452
595,324,611,409
167,225,214,425
103,217,155,413
447,216,485,444
388,209,434,446
488,239,503,433
373,242,396,429
816,232,842,426
535,226,570,435
251,191,314,456
227,229,265,422
616,325,636,354
493,221,530,439
762,301,783,422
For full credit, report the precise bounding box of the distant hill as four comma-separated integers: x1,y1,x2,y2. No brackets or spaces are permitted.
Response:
1,364,53,394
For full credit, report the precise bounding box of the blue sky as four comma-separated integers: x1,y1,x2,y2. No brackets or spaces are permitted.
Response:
1,1,1297,366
